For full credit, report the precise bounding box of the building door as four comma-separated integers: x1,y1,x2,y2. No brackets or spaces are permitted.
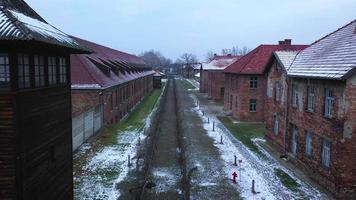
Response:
291,125,298,156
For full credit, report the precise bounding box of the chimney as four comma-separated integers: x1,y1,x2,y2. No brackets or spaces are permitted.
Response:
278,41,285,45
214,53,217,57
284,39,292,45
227,54,232,56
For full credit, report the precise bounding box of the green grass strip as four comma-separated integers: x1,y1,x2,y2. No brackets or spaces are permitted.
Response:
217,116,266,158
182,79,196,90
274,168,301,192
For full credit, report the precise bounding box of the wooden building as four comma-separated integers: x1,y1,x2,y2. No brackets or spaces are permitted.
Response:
71,37,154,151
223,40,307,122
153,71,163,89
201,54,240,102
265,20,356,198
0,0,90,199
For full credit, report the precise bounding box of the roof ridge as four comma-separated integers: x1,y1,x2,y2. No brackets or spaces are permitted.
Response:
72,36,140,60
310,19,356,46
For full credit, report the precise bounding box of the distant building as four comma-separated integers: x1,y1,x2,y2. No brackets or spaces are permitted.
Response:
223,40,308,122
201,54,241,102
153,71,163,89
265,20,356,198
0,0,90,199
182,63,201,78
71,37,154,151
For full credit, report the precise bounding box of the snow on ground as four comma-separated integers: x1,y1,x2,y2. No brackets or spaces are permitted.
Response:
189,94,324,200
74,90,164,200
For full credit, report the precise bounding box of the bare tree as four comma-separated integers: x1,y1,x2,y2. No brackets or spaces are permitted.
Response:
140,50,171,69
176,53,198,64
220,46,250,56
205,51,215,62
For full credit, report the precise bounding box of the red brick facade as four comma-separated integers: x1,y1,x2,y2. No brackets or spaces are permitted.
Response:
205,71,225,102
265,58,356,198
224,73,267,122
72,75,153,125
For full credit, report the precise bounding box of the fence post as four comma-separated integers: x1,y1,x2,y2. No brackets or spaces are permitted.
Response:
234,155,237,166
220,135,223,144
213,121,215,132
138,137,141,146
207,117,210,124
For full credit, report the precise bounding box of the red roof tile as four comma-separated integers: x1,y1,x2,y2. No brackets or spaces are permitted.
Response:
224,44,308,74
71,37,154,90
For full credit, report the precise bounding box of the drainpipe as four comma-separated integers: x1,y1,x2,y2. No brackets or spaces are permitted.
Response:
284,76,290,156
99,90,104,127
200,63,203,92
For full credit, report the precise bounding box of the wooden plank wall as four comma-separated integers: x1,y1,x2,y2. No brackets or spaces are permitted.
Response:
0,94,17,199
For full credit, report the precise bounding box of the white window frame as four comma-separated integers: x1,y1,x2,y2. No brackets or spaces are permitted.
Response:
273,115,279,136
324,88,334,118
307,86,315,112
275,81,281,101
0,53,10,89
34,55,45,87
292,84,299,108
249,99,257,112
48,57,57,85
59,57,66,84
322,139,331,168
250,76,257,89
18,54,31,88
305,130,313,158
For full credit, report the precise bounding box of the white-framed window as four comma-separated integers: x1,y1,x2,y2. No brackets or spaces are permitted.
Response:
324,88,334,118
305,130,313,157
0,53,10,89
18,54,30,88
48,57,57,85
249,99,257,112
273,115,279,136
307,86,315,112
34,55,45,87
250,76,258,89
291,124,298,156
322,139,331,168
275,81,281,101
59,57,66,84
292,84,299,108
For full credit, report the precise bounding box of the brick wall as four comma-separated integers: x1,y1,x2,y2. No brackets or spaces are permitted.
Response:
206,71,225,102
266,63,356,198
71,91,100,117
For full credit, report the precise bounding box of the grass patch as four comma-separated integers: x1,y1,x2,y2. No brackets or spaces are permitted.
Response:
217,116,266,158
274,168,301,192
182,79,196,90
102,89,162,144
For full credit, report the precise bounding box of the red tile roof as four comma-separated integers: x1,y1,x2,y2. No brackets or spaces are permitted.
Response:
224,44,308,74
71,37,154,90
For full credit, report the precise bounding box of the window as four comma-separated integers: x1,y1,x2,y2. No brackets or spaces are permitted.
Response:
291,125,298,156
59,57,66,84
324,88,334,118
307,86,315,112
48,57,57,85
292,84,299,108
275,81,281,101
322,139,331,168
0,54,10,89
18,54,31,88
305,130,313,158
250,76,257,89
34,55,45,87
273,115,279,136
249,99,257,112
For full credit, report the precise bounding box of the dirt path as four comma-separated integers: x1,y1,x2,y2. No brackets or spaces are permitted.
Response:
176,80,241,200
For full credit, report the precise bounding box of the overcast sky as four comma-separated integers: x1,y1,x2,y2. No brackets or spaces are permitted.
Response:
27,0,356,61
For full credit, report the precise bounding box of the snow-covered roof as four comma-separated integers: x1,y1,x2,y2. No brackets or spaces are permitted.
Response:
203,56,241,71
0,5,89,52
288,20,356,80
274,51,299,69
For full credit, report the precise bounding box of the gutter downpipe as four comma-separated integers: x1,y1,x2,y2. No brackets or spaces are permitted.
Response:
284,75,290,156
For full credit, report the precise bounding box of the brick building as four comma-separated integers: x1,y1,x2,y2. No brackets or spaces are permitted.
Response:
0,0,90,199
71,37,154,151
201,54,240,102
265,20,356,198
223,40,307,122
